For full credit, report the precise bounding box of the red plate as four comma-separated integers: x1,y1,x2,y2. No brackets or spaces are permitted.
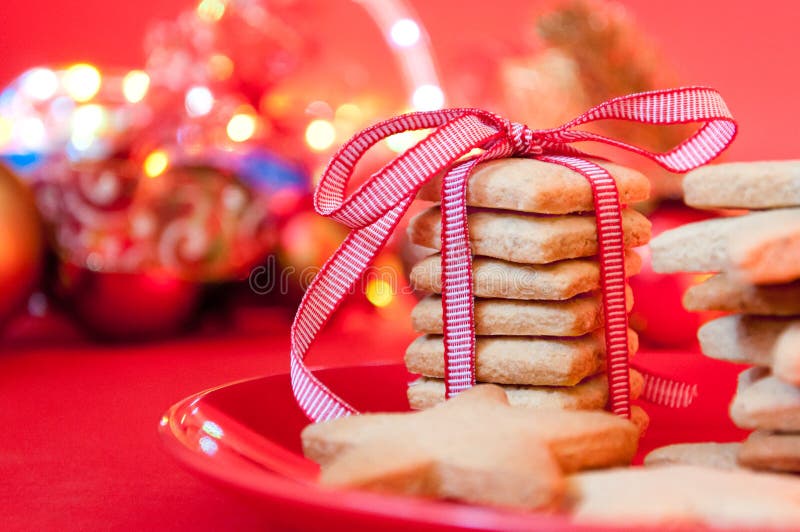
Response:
159,353,747,531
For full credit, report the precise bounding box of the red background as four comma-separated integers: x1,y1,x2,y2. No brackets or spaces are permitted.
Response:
1,0,799,161
1,1,797,531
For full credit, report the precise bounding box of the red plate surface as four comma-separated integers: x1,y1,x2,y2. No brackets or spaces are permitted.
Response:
159,352,748,531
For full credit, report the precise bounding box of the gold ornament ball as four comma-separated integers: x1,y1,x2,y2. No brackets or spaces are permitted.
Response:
0,164,44,325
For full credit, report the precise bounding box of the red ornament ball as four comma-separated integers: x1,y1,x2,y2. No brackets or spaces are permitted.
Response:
59,263,200,340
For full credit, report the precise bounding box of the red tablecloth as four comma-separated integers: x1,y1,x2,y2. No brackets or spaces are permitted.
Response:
1,310,414,531
2,308,746,531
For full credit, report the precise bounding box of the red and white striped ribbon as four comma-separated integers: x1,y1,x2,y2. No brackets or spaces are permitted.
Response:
290,87,736,422
642,371,699,408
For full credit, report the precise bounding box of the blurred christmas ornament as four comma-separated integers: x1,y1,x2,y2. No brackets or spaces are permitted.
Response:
0,163,44,326
57,262,200,340
0,0,444,339
141,0,443,174
0,66,155,172
274,210,348,301
33,159,274,282
628,202,715,348
0,0,442,179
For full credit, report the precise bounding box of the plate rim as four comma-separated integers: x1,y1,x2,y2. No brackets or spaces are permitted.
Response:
158,364,624,531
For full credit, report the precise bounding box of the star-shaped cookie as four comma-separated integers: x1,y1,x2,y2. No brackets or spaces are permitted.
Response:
302,384,640,509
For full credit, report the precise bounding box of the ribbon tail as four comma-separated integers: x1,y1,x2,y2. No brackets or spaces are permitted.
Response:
440,159,480,398
635,365,699,408
539,154,631,418
440,144,518,399
290,199,411,422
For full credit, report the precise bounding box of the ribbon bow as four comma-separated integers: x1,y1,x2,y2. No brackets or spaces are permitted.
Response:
291,87,737,422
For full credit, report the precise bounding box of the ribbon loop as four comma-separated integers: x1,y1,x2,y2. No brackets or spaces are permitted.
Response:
290,87,737,423
314,112,503,230
542,86,737,172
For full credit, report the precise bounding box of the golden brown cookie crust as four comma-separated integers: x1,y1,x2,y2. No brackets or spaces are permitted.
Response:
650,208,800,284
409,250,642,301
684,274,800,315
417,158,650,214
407,370,644,412
408,206,651,264
738,430,800,473
410,288,634,337
683,160,800,210
730,368,800,432
404,329,639,386
644,442,743,470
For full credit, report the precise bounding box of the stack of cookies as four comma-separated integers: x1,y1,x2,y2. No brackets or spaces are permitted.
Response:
402,158,652,415
650,160,800,474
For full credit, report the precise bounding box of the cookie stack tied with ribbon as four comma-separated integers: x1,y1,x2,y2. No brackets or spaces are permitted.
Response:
289,87,736,430
404,158,652,414
650,161,800,473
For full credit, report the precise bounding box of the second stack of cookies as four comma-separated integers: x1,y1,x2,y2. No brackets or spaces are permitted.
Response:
651,160,800,474
404,158,652,414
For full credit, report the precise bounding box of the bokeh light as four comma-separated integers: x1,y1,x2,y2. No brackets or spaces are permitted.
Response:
386,129,427,153
208,54,234,81
304,119,336,152
144,150,169,178
70,104,108,151
72,104,107,132
412,84,444,111
226,113,257,142
122,70,150,103
0,117,13,148
366,279,394,308
185,86,214,117
63,64,102,102
21,68,59,101
16,117,46,150
197,0,226,22
390,19,421,47
334,103,363,125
